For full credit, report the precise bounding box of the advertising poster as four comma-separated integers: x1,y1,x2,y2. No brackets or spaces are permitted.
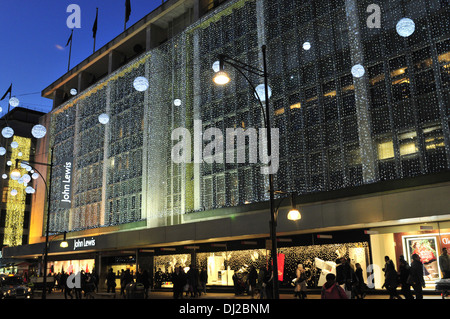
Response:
404,236,440,281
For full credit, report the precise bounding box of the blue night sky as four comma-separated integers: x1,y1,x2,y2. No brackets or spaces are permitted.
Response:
0,0,164,117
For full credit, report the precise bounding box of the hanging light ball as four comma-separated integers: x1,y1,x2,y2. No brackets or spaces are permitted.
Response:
98,113,110,124
212,61,221,73
7,161,12,166
2,174,7,179
18,152,22,157
2,127,14,138
303,42,311,51
32,172,39,180
22,174,31,184
254,84,272,102
173,99,182,107
11,141,19,149
0,107,2,113
25,186,35,194
351,64,365,78
31,124,47,139
0,147,6,156
396,18,415,37
9,97,19,107
10,189,18,196
70,88,78,96
133,76,149,91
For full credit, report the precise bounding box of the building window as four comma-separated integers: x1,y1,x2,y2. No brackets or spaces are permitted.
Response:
399,130,418,156
377,139,395,160
423,125,445,150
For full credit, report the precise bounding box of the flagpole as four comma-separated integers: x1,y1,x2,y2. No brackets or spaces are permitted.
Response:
68,29,73,72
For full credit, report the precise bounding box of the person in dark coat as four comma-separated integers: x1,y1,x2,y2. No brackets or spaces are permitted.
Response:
172,266,186,299
106,268,116,293
382,256,401,299
187,265,199,298
398,255,413,299
352,263,366,299
137,269,150,298
199,267,208,296
248,266,258,298
408,254,426,299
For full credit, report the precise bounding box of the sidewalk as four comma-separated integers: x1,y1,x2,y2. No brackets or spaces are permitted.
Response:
35,289,444,300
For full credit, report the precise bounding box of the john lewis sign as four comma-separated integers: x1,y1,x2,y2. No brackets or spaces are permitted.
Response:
73,237,96,251
60,158,73,209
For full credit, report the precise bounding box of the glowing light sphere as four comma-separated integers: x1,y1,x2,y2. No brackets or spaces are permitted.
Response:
133,76,149,91
32,124,47,139
98,113,110,124
212,61,221,73
173,99,182,107
396,18,415,37
25,186,35,194
9,97,19,107
2,174,7,179
10,189,18,196
70,88,78,95
0,147,6,156
0,107,2,113
32,172,39,180
22,174,31,184
303,42,311,50
18,152,22,157
10,141,19,149
10,172,19,181
2,127,14,138
351,64,365,78
7,161,12,166
254,84,272,102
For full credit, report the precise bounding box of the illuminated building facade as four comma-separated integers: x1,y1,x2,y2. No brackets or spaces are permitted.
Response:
0,107,45,249
3,0,450,291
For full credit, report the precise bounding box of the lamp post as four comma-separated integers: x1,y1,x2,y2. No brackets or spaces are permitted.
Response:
13,148,54,299
213,45,285,298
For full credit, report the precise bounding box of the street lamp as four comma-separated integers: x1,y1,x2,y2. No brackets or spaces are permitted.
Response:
213,45,283,298
15,148,54,299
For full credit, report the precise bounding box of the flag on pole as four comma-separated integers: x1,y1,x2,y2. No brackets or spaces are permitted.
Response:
92,8,98,39
92,8,99,53
124,0,131,30
66,29,73,47
125,0,131,23
0,84,12,101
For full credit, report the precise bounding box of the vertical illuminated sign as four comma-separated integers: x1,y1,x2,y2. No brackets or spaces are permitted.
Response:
60,158,73,208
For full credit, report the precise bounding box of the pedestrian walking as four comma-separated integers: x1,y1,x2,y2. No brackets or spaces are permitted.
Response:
439,247,450,279
294,264,307,299
172,266,186,299
382,256,401,299
106,268,116,293
61,272,73,299
408,253,426,299
321,273,348,299
199,267,208,296
257,266,267,299
336,257,354,298
137,269,150,298
187,265,199,298
398,255,413,299
247,266,258,298
353,263,366,299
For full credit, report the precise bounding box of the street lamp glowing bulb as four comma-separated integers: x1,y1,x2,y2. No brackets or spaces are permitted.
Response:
287,208,301,221
213,71,231,85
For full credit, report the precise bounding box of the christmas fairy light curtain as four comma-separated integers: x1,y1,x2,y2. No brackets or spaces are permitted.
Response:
47,0,449,232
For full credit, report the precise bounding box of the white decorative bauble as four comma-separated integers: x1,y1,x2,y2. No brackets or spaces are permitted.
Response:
9,97,19,107
98,113,110,124
303,42,311,50
351,64,365,78
254,84,272,102
11,141,19,149
0,147,6,156
32,124,47,139
396,18,415,37
133,76,149,91
2,127,14,138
